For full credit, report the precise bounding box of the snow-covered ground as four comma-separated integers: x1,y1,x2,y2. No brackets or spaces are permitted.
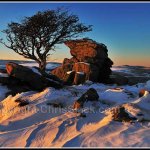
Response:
0,79,150,147
20,62,60,71
0,61,150,147
112,66,133,74
112,65,150,77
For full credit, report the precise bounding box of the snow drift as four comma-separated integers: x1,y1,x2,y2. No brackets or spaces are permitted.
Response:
0,79,150,147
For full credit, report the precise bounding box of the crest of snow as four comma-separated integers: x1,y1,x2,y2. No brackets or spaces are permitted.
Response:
132,92,150,108
76,72,85,75
0,73,8,77
123,92,150,121
19,62,42,76
46,63,61,70
84,80,93,85
77,62,90,66
31,68,42,76
73,83,116,93
46,78,60,84
20,62,38,67
20,62,61,71
112,66,134,75
123,85,140,94
0,94,25,121
67,71,73,74
100,88,132,105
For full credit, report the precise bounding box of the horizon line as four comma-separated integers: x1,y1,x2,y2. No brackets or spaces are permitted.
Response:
0,59,149,67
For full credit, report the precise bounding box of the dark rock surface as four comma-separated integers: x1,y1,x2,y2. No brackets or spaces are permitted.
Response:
51,38,113,85
112,106,137,122
0,62,63,97
73,88,99,110
6,62,63,91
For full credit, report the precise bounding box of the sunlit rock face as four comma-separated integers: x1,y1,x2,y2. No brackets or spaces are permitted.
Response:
65,38,108,63
51,38,113,85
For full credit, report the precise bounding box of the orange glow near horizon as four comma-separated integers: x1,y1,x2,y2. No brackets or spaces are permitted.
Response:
0,45,150,66
112,55,150,67
0,51,150,67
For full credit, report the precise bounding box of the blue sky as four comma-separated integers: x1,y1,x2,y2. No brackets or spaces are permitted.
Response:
0,2,150,66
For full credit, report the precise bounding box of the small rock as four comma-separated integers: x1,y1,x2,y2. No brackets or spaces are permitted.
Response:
15,98,29,107
47,102,63,108
84,88,99,101
79,113,86,118
112,106,137,122
139,89,149,97
73,100,84,110
73,88,99,110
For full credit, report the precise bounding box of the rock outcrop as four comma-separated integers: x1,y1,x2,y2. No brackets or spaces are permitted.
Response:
112,106,137,122
51,38,113,85
139,89,150,98
6,62,63,91
0,62,63,96
73,88,99,110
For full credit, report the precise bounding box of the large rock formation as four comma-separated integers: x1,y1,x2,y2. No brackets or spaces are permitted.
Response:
6,62,63,91
51,38,113,85
66,39,108,63
0,62,63,96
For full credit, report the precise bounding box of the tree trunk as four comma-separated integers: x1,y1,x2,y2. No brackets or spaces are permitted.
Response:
39,60,46,72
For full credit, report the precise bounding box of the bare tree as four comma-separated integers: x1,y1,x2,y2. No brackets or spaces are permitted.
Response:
0,8,92,71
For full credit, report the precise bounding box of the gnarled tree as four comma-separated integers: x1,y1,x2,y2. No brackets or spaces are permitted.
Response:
0,8,92,71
